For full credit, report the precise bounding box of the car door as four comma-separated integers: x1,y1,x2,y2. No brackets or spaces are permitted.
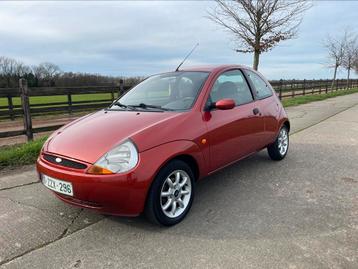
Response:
204,69,265,172
244,69,280,145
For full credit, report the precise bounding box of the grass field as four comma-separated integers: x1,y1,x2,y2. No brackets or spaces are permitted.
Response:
0,92,117,107
281,88,358,107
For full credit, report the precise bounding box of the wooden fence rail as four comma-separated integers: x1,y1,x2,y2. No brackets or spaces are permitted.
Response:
270,78,358,99
0,78,358,141
0,80,129,121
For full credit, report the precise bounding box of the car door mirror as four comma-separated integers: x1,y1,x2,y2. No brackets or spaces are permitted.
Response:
215,99,235,110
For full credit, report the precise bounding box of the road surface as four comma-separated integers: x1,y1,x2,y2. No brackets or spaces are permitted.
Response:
0,94,357,268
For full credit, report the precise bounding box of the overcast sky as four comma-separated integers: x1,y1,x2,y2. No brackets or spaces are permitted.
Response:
0,1,357,79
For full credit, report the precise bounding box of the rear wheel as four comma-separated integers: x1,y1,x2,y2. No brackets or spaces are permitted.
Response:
145,160,195,226
267,126,289,160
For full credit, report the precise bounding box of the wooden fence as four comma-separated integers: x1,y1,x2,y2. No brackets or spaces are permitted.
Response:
0,78,357,141
270,79,358,99
0,79,130,140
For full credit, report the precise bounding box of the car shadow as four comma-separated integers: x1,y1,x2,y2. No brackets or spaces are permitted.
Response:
109,150,281,233
108,142,355,242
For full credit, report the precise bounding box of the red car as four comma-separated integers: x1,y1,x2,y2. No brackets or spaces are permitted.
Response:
37,65,289,226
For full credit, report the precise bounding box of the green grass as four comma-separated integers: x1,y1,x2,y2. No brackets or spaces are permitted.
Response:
0,136,47,170
1,88,358,170
282,88,358,107
0,92,116,107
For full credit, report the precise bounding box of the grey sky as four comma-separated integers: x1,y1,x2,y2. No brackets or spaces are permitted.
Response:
0,1,357,79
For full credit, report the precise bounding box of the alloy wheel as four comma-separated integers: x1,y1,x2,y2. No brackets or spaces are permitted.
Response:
160,170,192,218
278,128,288,156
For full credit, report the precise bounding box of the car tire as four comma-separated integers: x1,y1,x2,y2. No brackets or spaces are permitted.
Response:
145,160,195,226
267,126,289,161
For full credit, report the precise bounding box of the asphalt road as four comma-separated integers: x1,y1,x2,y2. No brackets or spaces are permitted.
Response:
1,93,358,268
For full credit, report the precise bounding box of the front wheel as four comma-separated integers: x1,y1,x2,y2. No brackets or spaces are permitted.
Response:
145,160,195,226
267,126,289,160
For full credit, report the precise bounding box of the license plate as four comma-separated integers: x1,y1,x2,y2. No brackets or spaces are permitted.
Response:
42,174,74,196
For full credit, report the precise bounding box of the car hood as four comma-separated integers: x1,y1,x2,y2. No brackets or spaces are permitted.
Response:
45,110,184,163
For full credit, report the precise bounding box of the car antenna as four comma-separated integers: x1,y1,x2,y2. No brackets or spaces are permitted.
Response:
175,43,199,72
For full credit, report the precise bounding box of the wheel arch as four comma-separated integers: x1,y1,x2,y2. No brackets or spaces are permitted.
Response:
168,154,200,181
139,140,206,214
148,153,201,185
283,120,290,132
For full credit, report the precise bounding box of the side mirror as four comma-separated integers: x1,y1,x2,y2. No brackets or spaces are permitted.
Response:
215,99,235,110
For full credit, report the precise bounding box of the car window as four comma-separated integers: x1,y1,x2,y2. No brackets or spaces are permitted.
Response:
118,71,209,111
244,70,273,99
209,70,253,106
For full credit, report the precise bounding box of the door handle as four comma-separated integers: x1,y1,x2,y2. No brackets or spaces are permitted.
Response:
253,108,260,115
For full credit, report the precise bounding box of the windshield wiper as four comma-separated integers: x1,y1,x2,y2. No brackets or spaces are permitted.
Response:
110,101,136,110
132,103,173,111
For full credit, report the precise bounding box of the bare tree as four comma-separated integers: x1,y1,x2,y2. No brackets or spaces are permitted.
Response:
0,56,30,87
0,56,17,87
342,32,358,88
353,53,358,75
33,62,61,86
323,34,346,89
207,0,311,70
0,56,144,88
15,62,31,77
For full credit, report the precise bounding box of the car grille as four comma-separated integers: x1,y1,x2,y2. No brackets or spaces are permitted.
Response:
43,153,88,170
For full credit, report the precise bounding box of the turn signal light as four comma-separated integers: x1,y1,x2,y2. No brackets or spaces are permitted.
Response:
87,165,114,175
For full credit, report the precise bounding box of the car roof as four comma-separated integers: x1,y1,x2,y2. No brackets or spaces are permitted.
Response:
179,64,252,73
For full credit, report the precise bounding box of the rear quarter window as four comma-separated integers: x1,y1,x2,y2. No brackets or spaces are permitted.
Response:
244,70,273,99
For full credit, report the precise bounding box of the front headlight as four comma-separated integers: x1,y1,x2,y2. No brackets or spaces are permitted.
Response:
87,140,139,174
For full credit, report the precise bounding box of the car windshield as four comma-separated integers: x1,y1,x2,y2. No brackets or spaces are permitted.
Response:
112,71,210,111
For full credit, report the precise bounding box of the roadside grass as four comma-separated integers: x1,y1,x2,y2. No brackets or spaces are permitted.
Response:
0,88,358,170
0,136,47,169
282,88,358,107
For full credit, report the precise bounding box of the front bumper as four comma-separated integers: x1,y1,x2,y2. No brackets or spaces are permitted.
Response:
36,154,150,216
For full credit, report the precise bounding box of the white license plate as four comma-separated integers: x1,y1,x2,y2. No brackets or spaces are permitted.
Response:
42,174,74,196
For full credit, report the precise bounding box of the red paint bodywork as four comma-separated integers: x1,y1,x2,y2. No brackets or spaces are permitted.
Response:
36,65,289,216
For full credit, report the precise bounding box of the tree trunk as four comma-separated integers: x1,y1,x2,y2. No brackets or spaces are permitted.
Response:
347,67,351,88
6,76,11,88
253,50,260,70
331,65,338,89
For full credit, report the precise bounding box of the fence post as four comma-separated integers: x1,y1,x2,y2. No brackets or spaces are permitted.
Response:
319,79,322,94
119,79,124,97
67,91,72,115
111,88,115,101
311,79,314,94
303,79,306,96
19,78,33,141
7,95,15,120
325,79,328,93
279,79,283,100
291,79,294,98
